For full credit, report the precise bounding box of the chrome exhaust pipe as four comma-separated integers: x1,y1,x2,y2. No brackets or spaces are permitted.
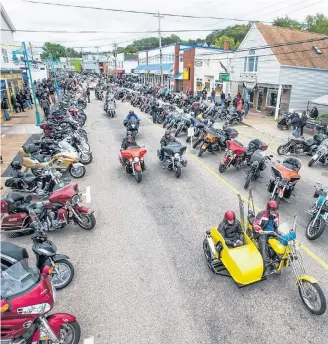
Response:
205,235,217,260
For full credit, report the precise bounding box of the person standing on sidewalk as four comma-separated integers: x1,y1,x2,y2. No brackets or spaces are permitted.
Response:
16,93,25,112
1,96,11,121
225,93,231,107
151,101,157,124
202,88,207,103
210,88,216,103
49,85,56,104
220,91,225,106
244,99,250,119
86,86,91,103
300,111,308,136
40,96,50,117
11,94,20,113
24,91,33,109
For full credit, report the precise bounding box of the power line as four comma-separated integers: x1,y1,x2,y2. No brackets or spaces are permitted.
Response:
261,0,310,18
20,0,272,23
284,0,325,15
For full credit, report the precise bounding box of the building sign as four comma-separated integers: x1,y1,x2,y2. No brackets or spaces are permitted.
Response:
1,80,7,90
219,73,230,82
195,60,203,67
183,68,189,80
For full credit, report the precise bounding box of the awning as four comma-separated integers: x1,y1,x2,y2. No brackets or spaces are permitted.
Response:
174,72,183,80
134,64,146,73
309,95,328,106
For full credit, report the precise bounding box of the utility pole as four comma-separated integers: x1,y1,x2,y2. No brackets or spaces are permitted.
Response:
96,46,99,74
154,11,164,86
113,43,117,78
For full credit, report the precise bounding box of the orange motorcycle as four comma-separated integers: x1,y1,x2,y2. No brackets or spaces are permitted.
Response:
118,146,147,183
267,157,301,203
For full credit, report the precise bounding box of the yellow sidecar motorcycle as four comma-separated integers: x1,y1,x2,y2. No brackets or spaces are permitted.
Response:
203,192,326,315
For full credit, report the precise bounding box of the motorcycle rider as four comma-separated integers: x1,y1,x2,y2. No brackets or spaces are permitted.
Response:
120,131,138,166
217,211,243,248
160,129,177,165
253,200,280,273
125,110,140,122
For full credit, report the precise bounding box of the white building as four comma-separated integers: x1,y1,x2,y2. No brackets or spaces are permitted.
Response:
115,53,138,74
230,23,328,117
135,43,233,94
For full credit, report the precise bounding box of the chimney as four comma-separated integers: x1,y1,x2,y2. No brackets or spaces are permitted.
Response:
223,40,231,51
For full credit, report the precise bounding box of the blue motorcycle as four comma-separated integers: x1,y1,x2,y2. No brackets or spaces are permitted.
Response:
306,184,328,240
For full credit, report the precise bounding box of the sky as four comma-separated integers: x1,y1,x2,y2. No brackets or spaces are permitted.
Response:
2,0,328,52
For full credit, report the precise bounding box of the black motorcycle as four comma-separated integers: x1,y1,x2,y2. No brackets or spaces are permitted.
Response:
244,150,272,189
175,117,192,137
277,133,326,156
1,232,74,290
157,142,187,178
225,110,244,125
308,138,328,167
277,113,291,130
124,118,140,139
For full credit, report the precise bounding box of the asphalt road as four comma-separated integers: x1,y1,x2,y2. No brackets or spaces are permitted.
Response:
6,94,328,344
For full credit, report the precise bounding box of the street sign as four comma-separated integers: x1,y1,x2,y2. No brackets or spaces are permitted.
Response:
219,73,230,82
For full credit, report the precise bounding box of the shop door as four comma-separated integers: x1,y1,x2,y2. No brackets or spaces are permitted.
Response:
257,89,264,111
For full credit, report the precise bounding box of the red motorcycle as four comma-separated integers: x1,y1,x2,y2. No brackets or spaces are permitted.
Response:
219,139,267,173
1,184,96,237
1,260,81,343
118,146,147,183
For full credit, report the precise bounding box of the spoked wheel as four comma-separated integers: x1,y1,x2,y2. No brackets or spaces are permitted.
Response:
277,144,290,155
298,280,326,315
51,259,74,290
203,238,215,273
69,165,86,178
174,166,182,178
54,321,81,344
75,212,96,230
79,152,93,165
306,218,326,240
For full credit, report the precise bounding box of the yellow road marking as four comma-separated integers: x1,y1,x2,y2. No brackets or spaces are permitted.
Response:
141,109,328,271
187,153,328,272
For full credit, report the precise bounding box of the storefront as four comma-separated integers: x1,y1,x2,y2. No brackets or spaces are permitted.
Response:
1,71,23,113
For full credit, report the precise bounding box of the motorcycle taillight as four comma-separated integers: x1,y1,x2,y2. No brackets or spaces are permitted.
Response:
1,199,8,213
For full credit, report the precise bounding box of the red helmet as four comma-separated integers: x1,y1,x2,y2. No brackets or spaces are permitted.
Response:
224,211,236,221
267,200,278,211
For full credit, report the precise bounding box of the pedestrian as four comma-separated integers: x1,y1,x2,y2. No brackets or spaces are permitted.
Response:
49,85,56,104
186,88,190,97
220,91,225,106
225,93,231,107
211,88,216,103
40,96,50,117
35,89,41,105
24,91,33,109
300,111,308,136
10,93,19,113
237,97,244,111
1,96,11,120
244,99,249,119
309,105,319,119
151,101,157,124
291,113,301,137
86,86,90,103
17,93,25,112
202,87,207,103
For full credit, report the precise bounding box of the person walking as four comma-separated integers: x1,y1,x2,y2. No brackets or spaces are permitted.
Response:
40,96,50,117
24,91,33,109
300,111,308,136
1,96,11,120
11,94,20,113
220,91,225,106
225,93,232,107
86,86,90,103
210,88,216,103
202,88,207,103
16,93,25,112
49,85,56,104
151,101,157,124
244,99,249,119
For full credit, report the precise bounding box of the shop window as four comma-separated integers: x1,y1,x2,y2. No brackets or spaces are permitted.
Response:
2,48,9,63
267,90,278,107
244,56,258,72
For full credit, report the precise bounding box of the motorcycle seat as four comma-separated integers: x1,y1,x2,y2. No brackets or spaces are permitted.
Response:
27,202,44,214
0,241,29,263
23,175,37,183
6,192,26,203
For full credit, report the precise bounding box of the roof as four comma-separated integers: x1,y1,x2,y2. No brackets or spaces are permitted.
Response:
138,43,234,53
256,24,328,69
310,95,328,106
0,4,15,31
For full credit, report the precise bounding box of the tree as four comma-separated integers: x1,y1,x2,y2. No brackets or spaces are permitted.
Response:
41,42,81,60
214,35,240,50
273,16,303,30
305,13,328,34
206,24,251,46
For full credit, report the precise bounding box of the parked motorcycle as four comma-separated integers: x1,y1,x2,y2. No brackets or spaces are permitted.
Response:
0,260,81,343
277,113,291,130
308,138,328,167
157,142,187,178
305,184,328,240
267,157,301,203
119,146,147,183
277,133,326,156
175,116,192,137
225,110,244,126
244,151,273,189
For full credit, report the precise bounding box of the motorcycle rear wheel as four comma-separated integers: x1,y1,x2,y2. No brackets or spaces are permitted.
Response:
157,116,164,124
306,218,326,240
203,238,215,273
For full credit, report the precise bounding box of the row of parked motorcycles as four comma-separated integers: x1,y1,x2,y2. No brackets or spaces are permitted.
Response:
1,73,97,344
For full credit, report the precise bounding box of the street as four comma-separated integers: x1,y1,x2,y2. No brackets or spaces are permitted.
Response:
8,93,328,344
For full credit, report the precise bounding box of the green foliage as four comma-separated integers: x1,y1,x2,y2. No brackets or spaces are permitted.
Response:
206,24,251,48
273,16,303,30
214,35,240,50
305,13,328,34
41,42,81,60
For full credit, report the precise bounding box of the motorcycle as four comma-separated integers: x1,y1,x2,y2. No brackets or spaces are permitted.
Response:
225,110,244,126
277,113,291,130
196,127,224,157
267,157,301,203
1,232,74,290
124,118,140,140
277,133,326,156
219,139,267,173
305,184,328,240
104,100,116,118
119,146,147,183
308,138,328,167
175,116,192,137
244,150,272,189
21,152,86,179
0,260,81,343
157,142,187,178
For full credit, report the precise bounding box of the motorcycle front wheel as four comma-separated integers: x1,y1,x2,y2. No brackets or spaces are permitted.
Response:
79,152,93,165
69,165,86,179
298,280,326,315
244,172,253,189
50,259,74,290
75,212,96,230
174,166,182,178
219,163,227,173
306,218,326,240
277,144,290,155
48,321,81,344
135,171,142,183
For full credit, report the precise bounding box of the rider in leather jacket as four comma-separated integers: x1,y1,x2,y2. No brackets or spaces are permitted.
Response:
160,129,177,164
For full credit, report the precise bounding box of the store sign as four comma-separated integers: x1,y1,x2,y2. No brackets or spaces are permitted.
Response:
183,68,189,80
1,80,6,90
219,73,230,82
195,60,203,67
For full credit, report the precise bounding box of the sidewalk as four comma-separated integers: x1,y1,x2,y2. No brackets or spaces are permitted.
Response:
1,107,43,196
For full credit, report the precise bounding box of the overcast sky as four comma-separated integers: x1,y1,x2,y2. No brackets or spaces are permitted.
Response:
2,0,328,52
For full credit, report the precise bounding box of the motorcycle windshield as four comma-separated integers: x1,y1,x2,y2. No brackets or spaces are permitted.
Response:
250,150,264,163
1,259,39,299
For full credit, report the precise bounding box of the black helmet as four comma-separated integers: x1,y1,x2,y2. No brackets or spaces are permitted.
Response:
11,160,22,170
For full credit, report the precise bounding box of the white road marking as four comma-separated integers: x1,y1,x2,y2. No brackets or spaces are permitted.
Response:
83,337,94,344
82,185,91,203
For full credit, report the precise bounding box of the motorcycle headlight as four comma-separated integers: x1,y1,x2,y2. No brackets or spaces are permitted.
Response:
174,153,180,158
132,124,135,128
55,172,62,178
71,194,80,205
17,303,51,314
134,157,140,162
